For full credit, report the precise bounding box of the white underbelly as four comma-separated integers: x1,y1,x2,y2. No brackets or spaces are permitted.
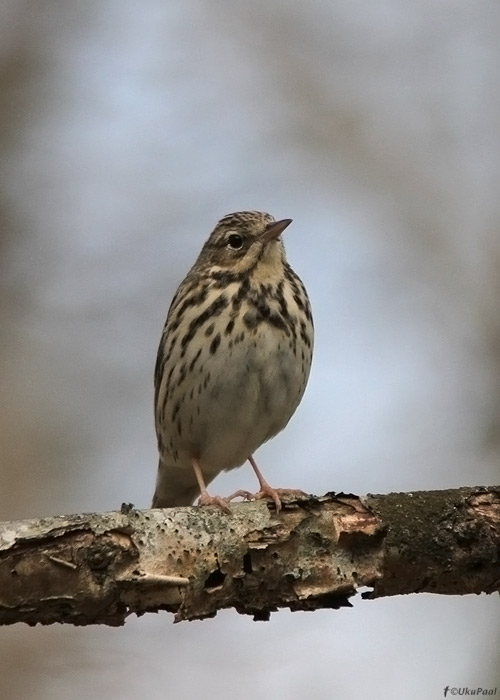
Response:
173,330,306,476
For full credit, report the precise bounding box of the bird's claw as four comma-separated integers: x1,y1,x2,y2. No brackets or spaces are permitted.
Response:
253,487,308,513
197,492,232,514
225,489,254,502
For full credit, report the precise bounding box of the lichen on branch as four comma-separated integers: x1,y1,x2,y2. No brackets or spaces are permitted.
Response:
0,486,498,627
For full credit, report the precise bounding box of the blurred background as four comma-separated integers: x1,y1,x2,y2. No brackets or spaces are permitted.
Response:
0,1,499,698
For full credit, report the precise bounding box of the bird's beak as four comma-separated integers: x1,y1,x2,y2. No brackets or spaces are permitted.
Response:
260,218,292,243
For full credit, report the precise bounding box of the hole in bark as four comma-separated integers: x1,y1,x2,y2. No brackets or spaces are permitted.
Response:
243,553,253,573
204,569,226,590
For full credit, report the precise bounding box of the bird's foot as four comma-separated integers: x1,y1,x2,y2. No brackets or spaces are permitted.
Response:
197,491,232,514
253,486,308,513
225,489,254,503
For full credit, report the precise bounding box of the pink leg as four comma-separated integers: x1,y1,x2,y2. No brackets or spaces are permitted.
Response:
192,458,232,514
247,455,307,513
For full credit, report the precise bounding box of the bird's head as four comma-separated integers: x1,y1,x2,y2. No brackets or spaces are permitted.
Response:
196,211,291,278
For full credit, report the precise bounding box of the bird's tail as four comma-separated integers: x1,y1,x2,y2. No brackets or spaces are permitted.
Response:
151,460,201,508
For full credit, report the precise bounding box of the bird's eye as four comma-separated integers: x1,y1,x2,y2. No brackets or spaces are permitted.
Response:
227,234,243,250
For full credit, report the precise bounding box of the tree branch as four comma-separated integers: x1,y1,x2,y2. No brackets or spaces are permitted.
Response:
0,485,498,626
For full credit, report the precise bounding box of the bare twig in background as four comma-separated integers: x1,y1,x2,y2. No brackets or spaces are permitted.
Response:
0,486,498,627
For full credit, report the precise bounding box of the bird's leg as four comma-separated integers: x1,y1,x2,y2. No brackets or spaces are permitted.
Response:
247,456,282,512
192,458,232,514
248,455,307,513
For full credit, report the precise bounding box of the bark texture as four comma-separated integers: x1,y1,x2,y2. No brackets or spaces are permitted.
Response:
0,486,498,626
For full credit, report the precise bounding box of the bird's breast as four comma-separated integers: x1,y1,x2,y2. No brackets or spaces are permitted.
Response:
156,274,313,475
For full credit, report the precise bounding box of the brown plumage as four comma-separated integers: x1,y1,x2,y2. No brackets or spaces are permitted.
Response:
153,211,313,511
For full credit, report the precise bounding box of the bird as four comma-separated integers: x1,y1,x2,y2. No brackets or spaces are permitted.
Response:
152,210,313,511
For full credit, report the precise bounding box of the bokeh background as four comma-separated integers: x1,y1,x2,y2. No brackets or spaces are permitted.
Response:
1,1,499,698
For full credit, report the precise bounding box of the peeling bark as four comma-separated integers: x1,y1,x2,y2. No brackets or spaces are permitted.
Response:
0,486,498,626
